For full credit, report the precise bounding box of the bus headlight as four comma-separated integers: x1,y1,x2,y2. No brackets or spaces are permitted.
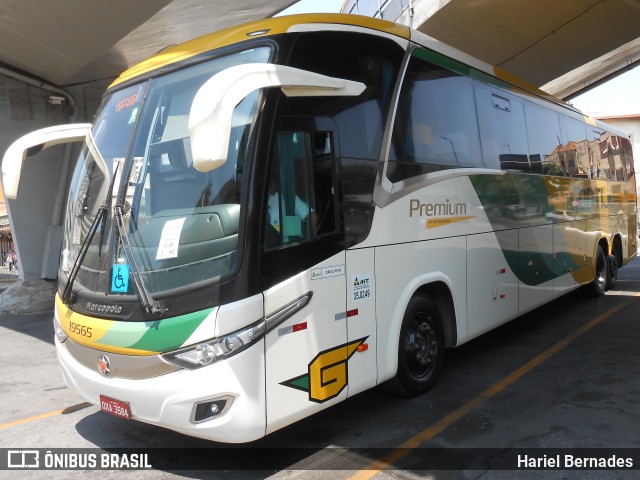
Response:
161,319,265,369
53,317,68,343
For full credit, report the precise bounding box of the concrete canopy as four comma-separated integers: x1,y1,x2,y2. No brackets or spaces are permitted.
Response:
1,0,639,112
0,0,297,87
412,0,640,99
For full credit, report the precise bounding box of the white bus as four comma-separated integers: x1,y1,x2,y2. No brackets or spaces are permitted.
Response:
3,14,637,443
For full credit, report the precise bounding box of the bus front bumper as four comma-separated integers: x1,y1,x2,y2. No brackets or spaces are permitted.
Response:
55,336,267,443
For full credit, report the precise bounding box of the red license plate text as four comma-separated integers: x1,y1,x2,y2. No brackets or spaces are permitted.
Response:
99,395,131,420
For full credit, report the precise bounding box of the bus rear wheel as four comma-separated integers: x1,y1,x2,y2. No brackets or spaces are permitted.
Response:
606,253,618,290
392,294,444,397
588,245,607,297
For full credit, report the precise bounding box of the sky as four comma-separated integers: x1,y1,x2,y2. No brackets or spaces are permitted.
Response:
570,67,640,118
279,0,639,118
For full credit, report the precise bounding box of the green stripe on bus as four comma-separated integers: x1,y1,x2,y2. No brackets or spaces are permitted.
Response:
99,307,215,353
469,173,583,286
412,48,471,76
411,47,512,90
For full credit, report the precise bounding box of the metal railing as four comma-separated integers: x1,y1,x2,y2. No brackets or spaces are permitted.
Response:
342,0,410,22
0,264,19,283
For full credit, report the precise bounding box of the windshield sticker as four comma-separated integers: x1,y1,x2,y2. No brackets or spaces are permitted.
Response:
111,264,130,293
128,107,139,125
72,223,82,245
156,217,187,260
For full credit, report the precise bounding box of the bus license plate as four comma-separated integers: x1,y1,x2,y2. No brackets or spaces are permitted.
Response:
99,395,131,420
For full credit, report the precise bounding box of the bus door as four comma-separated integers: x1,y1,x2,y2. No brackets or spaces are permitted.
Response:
261,119,353,434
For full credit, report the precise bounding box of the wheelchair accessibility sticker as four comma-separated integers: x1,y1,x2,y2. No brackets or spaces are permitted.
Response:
111,264,130,293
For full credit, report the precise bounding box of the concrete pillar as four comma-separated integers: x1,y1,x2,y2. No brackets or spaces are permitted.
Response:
0,74,105,281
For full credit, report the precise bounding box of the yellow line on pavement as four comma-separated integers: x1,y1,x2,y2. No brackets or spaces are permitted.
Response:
0,402,93,430
349,298,637,479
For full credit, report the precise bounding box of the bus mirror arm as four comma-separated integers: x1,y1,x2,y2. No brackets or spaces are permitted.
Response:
1,123,91,199
188,63,365,173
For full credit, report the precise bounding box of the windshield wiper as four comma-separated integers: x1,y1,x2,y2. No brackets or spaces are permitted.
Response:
62,165,121,306
113,203,167,316
61,205,106,306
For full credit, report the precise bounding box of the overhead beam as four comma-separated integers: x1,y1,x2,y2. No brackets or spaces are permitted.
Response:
415,0,640,87
544,37,640,100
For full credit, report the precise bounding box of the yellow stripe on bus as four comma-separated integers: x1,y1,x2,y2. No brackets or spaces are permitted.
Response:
55,295,159,356
111,14,410,88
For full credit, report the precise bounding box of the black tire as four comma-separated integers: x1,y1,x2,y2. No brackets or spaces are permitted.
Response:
588,245,607,297
390,294,444,397
606,253,618,291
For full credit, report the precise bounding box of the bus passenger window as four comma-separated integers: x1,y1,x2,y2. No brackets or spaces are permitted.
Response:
474,83,529,173
524,102,564,176
620,135,634,180
388,50,483,183
264,131,337,250
590,132,628,181
559,115,589,178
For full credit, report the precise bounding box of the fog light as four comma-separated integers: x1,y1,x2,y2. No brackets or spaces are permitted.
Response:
191,396,234,423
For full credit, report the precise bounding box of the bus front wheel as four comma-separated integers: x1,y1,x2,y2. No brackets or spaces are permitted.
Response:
392,294,444,397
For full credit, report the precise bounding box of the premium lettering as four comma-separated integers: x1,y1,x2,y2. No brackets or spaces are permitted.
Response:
409,198,467,217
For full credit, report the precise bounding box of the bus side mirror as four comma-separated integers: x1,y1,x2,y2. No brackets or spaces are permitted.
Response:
188,63,365,172
2,123,91,199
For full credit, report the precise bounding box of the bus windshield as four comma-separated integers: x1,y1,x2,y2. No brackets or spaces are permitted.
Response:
59,46,271,299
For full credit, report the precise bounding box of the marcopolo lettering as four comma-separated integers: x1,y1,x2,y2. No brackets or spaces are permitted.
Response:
409,198,467,217
86,302,123,314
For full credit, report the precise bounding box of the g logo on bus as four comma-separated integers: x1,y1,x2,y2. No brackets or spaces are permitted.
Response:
280,337,367,403
98,354,111,377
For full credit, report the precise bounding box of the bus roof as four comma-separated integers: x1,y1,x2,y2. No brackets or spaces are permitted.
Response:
110,14,410,88
109,13,584,119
